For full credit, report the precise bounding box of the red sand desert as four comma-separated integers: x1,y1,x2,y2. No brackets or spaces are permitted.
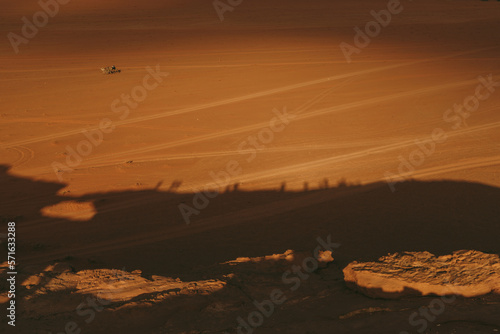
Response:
1,0,500,333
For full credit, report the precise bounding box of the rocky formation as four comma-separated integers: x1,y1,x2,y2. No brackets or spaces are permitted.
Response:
343,250,500,299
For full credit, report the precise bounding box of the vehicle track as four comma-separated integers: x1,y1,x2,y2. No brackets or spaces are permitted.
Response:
186,121,500,189
2,46,494,150
388,155,500,182
46,75,497,173
20,123,500,229
7,146,34,168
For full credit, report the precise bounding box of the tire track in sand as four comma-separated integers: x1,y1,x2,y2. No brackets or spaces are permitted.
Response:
1,46,495,150
188,121,500,188
43,75,496,173
20,154,500,266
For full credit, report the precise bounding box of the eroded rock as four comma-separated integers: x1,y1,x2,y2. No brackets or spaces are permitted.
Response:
343,250,500,299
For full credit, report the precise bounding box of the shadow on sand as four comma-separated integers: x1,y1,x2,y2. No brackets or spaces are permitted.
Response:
2,163,500,333
2,163,500,278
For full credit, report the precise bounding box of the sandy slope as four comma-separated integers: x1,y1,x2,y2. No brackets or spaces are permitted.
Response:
1,0,500,333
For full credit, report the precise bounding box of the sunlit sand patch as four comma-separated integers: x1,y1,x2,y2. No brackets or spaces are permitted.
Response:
41,200,96,221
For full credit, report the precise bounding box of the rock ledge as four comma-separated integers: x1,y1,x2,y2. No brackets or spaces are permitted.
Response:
343,250,500,298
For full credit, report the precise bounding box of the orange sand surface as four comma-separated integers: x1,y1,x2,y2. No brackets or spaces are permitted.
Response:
1,0,500,333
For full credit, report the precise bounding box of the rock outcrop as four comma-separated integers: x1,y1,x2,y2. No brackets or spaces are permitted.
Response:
343,250,500,299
